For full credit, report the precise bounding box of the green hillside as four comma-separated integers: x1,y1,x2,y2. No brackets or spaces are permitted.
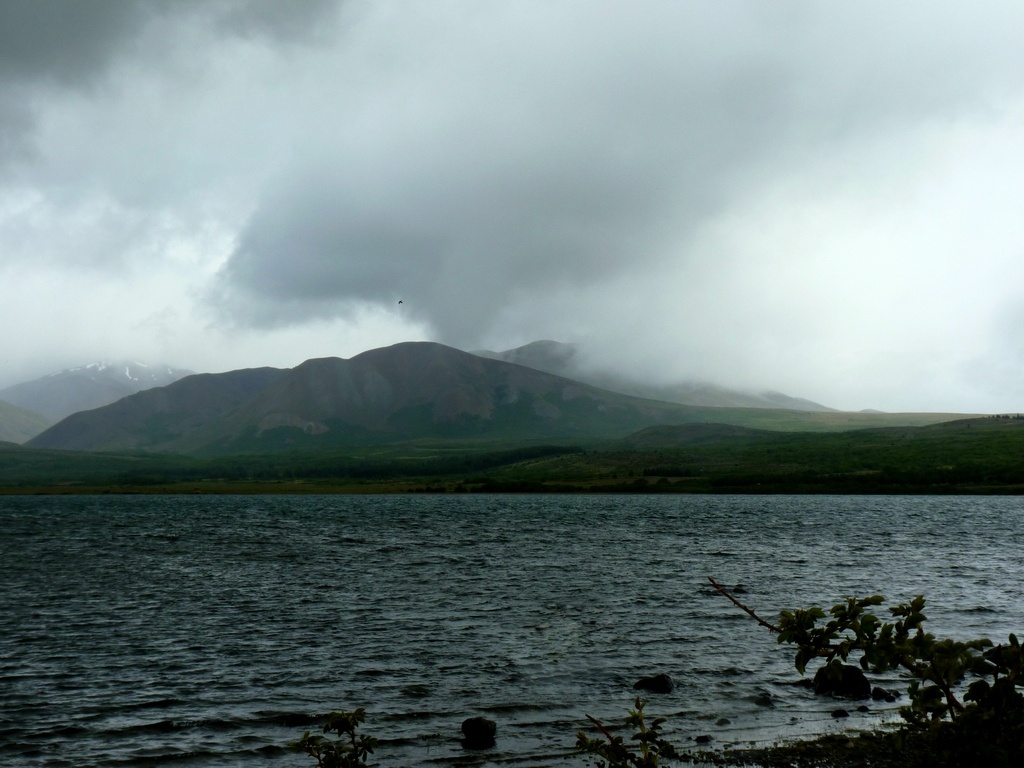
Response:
474,416,1024,492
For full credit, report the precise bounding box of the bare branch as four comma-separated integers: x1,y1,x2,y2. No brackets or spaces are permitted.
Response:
708,576,781,634
585,714,616,742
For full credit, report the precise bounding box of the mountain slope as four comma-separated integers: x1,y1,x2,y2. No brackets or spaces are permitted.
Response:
26,341,978,456
152,341,715,452
29,342,711,454
230,342,681,433
474,340,835,411
0,399,52,444
28,367,288,453
0,361,195,422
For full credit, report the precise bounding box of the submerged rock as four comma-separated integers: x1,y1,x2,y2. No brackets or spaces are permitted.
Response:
461,716,496,749
813,664,870,700
633,673,674,693
872,686,900,702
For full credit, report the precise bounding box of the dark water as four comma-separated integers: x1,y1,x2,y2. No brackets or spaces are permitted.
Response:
2,494,1022,767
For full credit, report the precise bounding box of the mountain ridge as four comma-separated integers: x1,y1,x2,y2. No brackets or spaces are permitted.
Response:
28,342,704,454
473,340,836,412
23,341,980,455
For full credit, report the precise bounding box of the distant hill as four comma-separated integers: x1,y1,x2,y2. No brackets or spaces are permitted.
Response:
0,361,195,423
0,399,51,444
473,340,836,411
614,422,779,449
30,343,719,454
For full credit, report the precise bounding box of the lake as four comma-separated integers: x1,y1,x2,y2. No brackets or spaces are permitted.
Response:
2,494,1022,766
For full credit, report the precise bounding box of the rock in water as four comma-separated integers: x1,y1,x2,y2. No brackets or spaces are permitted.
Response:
633,673,674,693
872,686,899,702
461,716,496,749
813,664,870,700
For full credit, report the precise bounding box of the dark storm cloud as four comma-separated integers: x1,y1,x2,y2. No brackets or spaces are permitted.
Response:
0,0,151,167
0,1,152,86
0,0,340,167
217,5,796,342
221,149,691,341
0,0,340,86
214,0,340,42
217,2,1024,346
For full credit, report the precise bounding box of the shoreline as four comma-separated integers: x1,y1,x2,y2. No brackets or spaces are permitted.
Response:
4,480,1024,495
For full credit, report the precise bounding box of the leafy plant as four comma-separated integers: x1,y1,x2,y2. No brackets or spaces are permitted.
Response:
709,577,1024,765
292,708,378,768
576,697,681,767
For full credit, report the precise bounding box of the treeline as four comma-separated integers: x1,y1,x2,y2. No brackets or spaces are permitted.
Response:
0,444,583,489
5,416,1024,494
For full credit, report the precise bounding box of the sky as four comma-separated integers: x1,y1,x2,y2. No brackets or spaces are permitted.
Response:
2,1,1024,413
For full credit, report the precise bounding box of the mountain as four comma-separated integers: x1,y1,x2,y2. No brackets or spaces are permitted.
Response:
26,341,977,456
0,398,52,444
28,342,712,454
473,340,835,411
28,367,288,453
0,361,195,423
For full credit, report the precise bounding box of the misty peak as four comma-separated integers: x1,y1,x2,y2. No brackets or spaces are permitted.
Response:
2,360,196,424
473,340,581,374
475,341,835,412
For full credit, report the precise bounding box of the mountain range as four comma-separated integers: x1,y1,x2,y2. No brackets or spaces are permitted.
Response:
27,342,710,454
8,341,975,454
0,341,830,446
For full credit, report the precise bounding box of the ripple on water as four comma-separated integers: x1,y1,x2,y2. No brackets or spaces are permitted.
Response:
1,494,1022,766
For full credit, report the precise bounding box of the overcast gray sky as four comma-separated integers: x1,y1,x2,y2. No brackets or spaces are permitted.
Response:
2,0,1023,412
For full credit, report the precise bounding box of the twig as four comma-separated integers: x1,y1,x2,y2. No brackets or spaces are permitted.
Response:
930,658,965,717
708,576,781,633
585,715,627,757
585,714,615,742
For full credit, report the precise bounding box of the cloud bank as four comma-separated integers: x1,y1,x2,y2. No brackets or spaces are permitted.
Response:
2,1,1024,412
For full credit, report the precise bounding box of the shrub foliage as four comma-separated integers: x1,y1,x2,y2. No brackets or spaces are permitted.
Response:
710,577,1024,766
292,708,377,768
576,697,680,767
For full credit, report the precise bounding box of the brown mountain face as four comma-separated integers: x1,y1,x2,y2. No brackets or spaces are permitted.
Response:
245,344,515,430
27,367,289,453
249,342,597,428
27,342,701,454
